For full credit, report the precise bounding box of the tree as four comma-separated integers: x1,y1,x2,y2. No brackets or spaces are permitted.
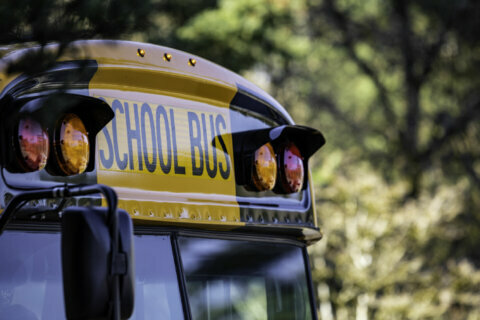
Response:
308,0,480,199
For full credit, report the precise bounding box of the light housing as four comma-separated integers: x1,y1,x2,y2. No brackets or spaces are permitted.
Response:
1,81,114,177
54,113,89,175
231,124,325,194
15,117,49,172
252,143,277,191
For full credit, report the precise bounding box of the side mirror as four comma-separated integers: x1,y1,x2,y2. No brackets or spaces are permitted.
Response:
61,207,135,319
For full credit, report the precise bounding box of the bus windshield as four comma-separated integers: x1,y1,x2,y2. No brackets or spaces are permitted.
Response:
0,231,313,320
178,237,313,320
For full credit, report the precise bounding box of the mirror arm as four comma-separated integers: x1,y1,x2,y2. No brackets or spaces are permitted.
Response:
0,188,56,235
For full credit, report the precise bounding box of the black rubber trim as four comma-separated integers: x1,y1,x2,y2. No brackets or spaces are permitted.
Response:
3,221,61,232
230,84,290,125
0,60,99,100
171,232,193,320
176,228,306,247
304,247,319,320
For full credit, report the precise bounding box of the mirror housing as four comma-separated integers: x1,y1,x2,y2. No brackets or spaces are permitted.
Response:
61,206,135,320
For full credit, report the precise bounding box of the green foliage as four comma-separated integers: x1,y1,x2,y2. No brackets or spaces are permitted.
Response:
311,158,480,319
0,0,153,44
177,0,301,72
0,0,154,74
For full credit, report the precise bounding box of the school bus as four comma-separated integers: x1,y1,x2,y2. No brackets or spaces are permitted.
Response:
0,40,325,320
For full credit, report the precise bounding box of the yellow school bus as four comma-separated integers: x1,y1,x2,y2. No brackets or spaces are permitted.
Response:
0,40,325,320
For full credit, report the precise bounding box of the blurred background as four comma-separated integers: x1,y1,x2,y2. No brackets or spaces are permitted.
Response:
2,0,480,318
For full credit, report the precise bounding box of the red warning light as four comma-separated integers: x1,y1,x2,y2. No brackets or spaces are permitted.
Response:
281,143,304,193
17,118,49,171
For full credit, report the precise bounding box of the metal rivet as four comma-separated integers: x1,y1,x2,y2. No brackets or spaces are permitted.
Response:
137,48,146,57
188,58,196,66
163,53,172,61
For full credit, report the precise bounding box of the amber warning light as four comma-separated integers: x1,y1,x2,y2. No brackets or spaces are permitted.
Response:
252,143,277,191
54,113,89,175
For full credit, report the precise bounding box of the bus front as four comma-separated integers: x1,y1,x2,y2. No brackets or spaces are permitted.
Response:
0,40,325,320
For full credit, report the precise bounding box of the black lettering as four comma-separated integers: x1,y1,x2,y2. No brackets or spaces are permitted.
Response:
141,103,157,173
156,105,172,174
188,112,204,176
216,114,231,179
112,100,127,170
125,103,143,171
99,127,114,169
202,114,217,178
170,109,185,174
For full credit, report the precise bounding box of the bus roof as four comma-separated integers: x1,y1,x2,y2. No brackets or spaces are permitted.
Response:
1,40,294,123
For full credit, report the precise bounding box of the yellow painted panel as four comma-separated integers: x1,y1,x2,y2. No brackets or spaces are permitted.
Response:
90,66,241,224
115,198,244,229
91,66,236,107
